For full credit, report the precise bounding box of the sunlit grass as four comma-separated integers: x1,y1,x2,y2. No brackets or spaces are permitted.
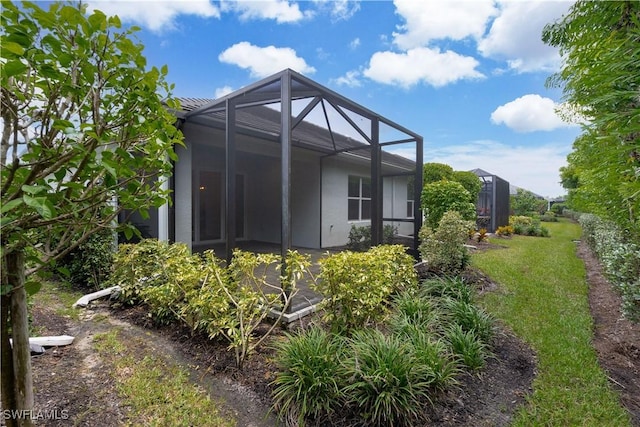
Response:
94,329,234,427
473,219,631,426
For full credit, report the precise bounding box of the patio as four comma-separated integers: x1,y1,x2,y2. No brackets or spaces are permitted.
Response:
193,240,337,316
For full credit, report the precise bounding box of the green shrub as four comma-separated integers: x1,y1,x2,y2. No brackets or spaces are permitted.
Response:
540,211,559,222
58,228,115,290
620,278,640,323
550,203,566,216
510,188,546,216
509,215,533,227
421,180,476,230
187,249,305,369
423,162,454,184
315,245,417,333
271,327,345,426
109,239,202,324
111,240,306,367
509,216,550,237
579,213,640,321
452,170,482,203
525,223,538,236
341,329,432,426
445,324,488,370
419,211,474,275
180,252,233,336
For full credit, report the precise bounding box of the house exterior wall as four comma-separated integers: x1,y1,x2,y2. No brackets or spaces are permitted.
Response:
142,122,413,251
320,156,413,248
321,156,369,248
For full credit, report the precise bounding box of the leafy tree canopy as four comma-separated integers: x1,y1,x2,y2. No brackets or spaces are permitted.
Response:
543,0,640,237
452,170,482,203
423,162,454,185
510,189,546,216
1,1,183,270
1,1,183,420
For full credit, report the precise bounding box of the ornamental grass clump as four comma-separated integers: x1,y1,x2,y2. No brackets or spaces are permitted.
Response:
419,276,474,304
401,326,460,392
390,290,442,331
444,298,495,343
271,327,345,426
445,324,488,370
341,329,433,426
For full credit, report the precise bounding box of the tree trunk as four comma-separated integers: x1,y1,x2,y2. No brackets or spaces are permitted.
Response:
5,251,34,427
1,292,17,427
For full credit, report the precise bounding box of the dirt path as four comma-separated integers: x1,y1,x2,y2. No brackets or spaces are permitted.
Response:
30,302,276,427
23,241,640,426
578,241,640,425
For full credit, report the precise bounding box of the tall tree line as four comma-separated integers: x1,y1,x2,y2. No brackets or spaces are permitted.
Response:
543,1,640,240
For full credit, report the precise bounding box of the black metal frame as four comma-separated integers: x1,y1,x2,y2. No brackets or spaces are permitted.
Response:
473,169,510,233
180,69,423,264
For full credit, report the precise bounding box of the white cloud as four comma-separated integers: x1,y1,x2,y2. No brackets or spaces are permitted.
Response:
313,0,361,21
392,0,498,49
427,140,570,197
350,38,361,50
332,70,362,87
478,1,572,72
491,94,576,132
87,0,220,32
214,85,234,99
363,47,484,88
218,42,316,78
220,0,311,23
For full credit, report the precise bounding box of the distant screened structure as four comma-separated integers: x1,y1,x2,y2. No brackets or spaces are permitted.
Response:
471,168,510,232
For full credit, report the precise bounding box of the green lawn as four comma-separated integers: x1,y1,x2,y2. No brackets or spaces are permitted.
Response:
473,219,631,426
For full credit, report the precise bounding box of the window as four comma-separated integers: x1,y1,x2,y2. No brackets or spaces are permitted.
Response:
406,179,414,219
348,175,371,221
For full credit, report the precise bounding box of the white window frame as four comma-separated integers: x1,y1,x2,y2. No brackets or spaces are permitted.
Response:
348,175,371,221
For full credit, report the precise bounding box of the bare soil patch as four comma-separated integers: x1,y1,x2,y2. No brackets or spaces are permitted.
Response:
24,240,639,426
577,240,640,425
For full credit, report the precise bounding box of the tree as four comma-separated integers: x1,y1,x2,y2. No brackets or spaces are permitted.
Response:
423,162,454,185
452,170,482,203
0,2,183,425
510,189,545,216
542,1,640,238
421,180,476,230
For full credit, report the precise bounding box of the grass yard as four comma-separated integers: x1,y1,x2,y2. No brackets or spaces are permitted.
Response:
94,328,234,427
473,219,631,426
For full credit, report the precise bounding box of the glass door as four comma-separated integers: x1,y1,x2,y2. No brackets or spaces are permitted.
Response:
193,171,244,242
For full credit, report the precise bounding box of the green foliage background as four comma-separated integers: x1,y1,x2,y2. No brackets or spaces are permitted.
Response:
543,1,640,239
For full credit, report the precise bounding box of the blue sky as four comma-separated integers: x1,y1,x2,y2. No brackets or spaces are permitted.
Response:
88,0,580,198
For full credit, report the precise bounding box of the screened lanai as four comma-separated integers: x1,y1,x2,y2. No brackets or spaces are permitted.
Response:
170,69,424,263
471,168,510,232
